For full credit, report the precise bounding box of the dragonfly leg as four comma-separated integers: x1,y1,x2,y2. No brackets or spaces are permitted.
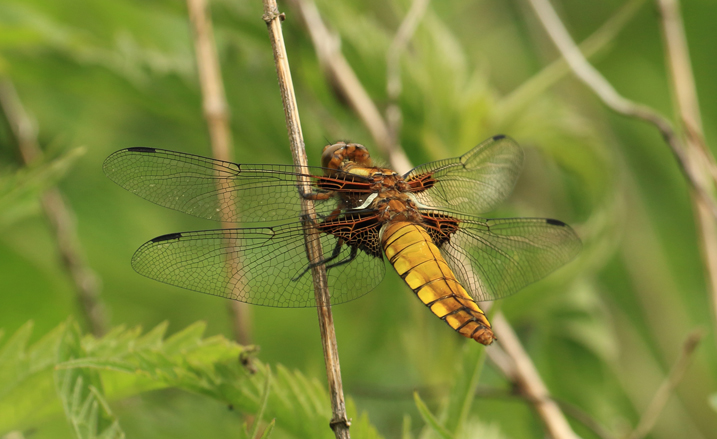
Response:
291,238,346,281
325,245,358,270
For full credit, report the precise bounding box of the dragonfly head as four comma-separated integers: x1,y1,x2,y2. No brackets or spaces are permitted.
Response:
322,142,373,171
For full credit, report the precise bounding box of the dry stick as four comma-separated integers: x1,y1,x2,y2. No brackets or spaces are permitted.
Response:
292,0,412,174
656,0,717,351
292,2,584,438
186,0,253,346
501,0,647,116
262,1,350,438
627,330,704,439
385,0,430,148
473,386,617,439
525,0,717,221
0,79,107,336
526,1,712,435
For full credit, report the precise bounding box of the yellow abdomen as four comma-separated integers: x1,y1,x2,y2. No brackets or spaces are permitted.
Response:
381,221,495,345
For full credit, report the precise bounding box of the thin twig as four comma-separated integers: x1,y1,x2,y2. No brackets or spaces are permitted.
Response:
292,0,412,174
477,388,616,439
185,0,252,346
656,0,717,352
354,383,614,439
385,0,430,147
526,0,717,221
292,2,585,437
0,78,107,336
500,0,647,117
262,1,350,438
526,0,717,356
627,330,704,439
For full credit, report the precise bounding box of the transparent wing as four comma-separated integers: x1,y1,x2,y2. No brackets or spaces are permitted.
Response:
404,135,523,215
131,222,386,307
439,216,581,302
103,148,373,223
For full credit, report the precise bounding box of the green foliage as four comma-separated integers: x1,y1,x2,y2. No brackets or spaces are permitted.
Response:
2,0,717,438
0,321,64,433
0,320,383,439
55,323,124,439
413,392,453,439
408,343,488,439
440,343,487,436
0,147,84,225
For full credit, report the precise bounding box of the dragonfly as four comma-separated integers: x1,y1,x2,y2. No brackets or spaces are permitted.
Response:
103,135,581,345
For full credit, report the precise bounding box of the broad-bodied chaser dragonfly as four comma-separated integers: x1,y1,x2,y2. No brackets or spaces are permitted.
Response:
103,135,581,345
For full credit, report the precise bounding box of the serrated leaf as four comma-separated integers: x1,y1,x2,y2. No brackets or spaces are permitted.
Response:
55,322,125,439
248,367,272,439
56,358,138,374
4,319,382,439
162,321,207,356
0,321,66,432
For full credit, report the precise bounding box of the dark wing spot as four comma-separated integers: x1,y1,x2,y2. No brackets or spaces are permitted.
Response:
151,232,183,242
127,147,157,153
546,218,566,226
492,134,506,141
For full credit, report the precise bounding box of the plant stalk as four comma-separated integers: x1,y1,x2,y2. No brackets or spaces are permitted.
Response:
262,1,351,437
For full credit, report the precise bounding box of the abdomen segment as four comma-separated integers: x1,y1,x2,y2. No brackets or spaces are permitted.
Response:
381,221,495,345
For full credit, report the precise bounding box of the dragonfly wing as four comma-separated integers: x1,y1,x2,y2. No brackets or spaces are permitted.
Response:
438,217,581,302
404,135,523,215
131,222,385,307
103,147,360,223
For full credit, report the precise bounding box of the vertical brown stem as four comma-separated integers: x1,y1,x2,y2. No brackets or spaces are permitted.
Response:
656,0,717,350
186,0,252,345
262,1,350,437
0,78,107,336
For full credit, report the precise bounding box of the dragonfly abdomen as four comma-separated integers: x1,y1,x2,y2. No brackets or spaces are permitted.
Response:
381,222,495,345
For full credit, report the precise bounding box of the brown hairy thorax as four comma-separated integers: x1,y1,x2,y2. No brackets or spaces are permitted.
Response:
321,142,420,223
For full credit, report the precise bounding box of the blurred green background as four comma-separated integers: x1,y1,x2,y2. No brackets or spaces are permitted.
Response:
1,0,716,438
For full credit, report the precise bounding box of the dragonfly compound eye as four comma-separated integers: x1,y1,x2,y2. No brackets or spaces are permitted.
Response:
322,142,372,170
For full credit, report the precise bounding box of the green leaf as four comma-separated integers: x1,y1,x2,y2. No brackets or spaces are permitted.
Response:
162,321,207,356
441,343,487,436
346,397,382,439
402,414,413,439
248,367,272,439
54,320,379,439
258,419,276,439
414,392,454,439
0,147,84,225
1,319,383,438
0,321,66,432
55,322,125,439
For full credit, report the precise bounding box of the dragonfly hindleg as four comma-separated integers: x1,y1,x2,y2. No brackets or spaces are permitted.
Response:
291,238,352,281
